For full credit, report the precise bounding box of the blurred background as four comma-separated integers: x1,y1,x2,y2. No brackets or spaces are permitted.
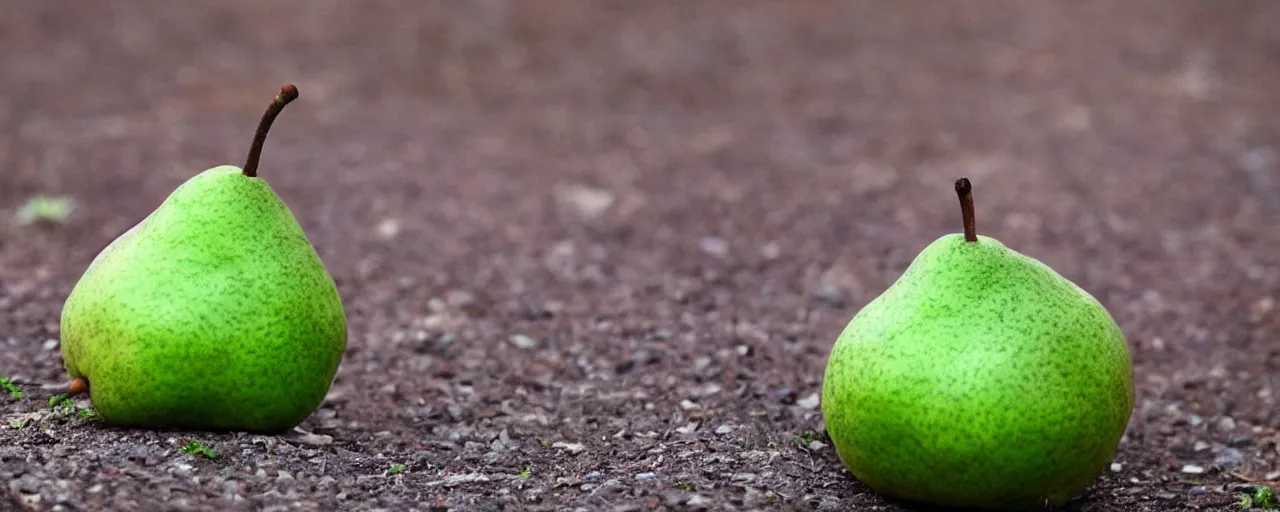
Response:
5,1,1280,351
3,1,1280,509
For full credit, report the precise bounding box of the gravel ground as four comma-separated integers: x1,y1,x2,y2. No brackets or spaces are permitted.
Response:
3,1,1280,511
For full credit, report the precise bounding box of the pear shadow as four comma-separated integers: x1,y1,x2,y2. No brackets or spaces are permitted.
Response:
74,404,301,437
869,491,1094,512
839,471,1101,512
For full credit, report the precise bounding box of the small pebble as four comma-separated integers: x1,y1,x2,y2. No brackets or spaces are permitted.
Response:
635,472,657,481
1180,464,1205,474
595,480,623,497
442,473,489,487
1217,416,1236,432
796,393,820,410
288,431,334,447
693,383,722,397
1109,463,1122,472
1241,147,1278,173
759,242,781,260
376,218,400,239
556,184,614,218
508,334,538,350
811,284,847,308
698,237,729,258
807,441,827,451
552,442,586,455
1212,447,1244,470
714,425,733,435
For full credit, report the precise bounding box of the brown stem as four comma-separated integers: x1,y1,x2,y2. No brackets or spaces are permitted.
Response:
243,84,300,178
68,377,89,396
954,177,977,243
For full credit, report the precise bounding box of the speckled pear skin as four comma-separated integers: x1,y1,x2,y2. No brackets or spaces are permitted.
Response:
821,234,1134,511
60,165,347,434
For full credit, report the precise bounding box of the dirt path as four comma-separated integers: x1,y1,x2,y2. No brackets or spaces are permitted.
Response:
3,1,1280,510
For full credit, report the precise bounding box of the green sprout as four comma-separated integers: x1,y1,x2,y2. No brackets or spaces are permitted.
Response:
793,429,818,445
518,464,533,478
8,420,25,430
15,195,75,225
49,396,77,414
1240,486,1279,509
387,464,407,476
180,440,217,459
677,481,696,492
49,394,70,409
0,377,23,399
78,408,97,419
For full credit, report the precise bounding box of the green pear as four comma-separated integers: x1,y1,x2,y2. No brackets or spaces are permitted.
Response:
821,178,1134,511
59,84,347,434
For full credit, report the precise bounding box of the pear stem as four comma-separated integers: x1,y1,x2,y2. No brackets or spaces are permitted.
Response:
67,377,89,396
242,84,300,178
955,177,977,243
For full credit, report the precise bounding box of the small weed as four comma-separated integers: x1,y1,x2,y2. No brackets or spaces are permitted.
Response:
518,464,532,478
0,377,23,399
387,464,407,476
677,481,696,492
180,440,217,459
77,408,97,419
8,420,25,430
15,195,75,225
793,429,818,445
50,398,76,415
1240,485,1279,509
49,394,71,409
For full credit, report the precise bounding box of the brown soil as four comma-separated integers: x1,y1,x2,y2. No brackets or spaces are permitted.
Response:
3,1,1280,511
